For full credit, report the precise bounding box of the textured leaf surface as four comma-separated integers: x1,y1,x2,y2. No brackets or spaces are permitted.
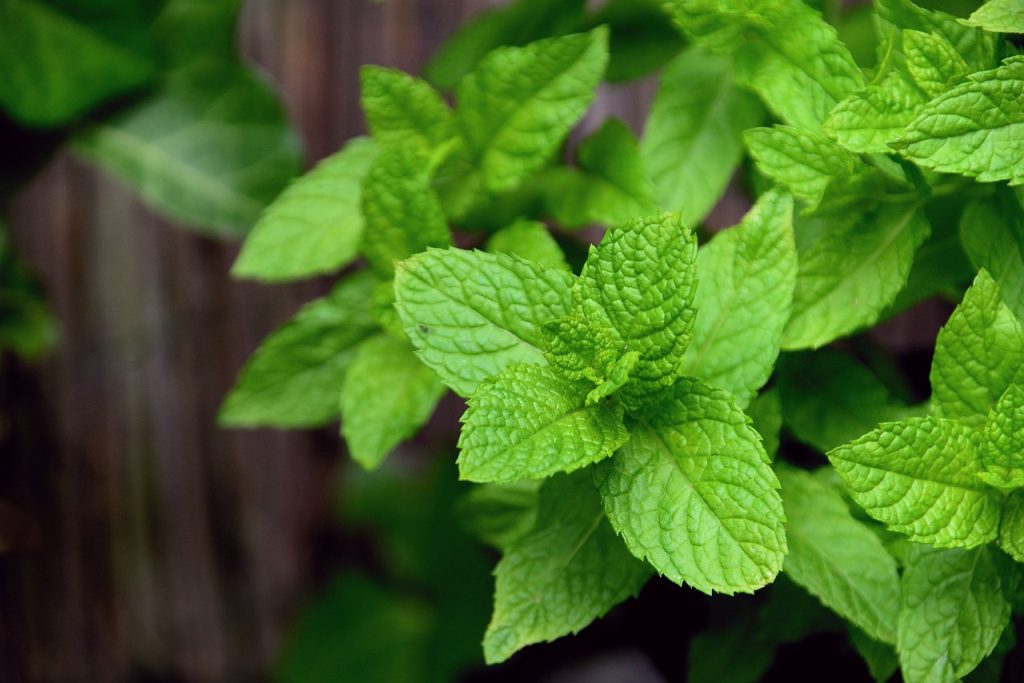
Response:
874,0,998,70
76,62,301,235
220,273,378,428
823,64,926,154
685,191,796,406
897,545,1011,683
966,0,1024,35
668,0,863,128
360,145,450,276
595,377,786,594
359,66,453,153
484,473,649,663
456,28,608,192
778,467,900,644
931,270,1024,428
979,384,1024,491
902,29,971,98
340,335,446,471
0,0,156,126
782,203,930,350
485,219,568,271
458,364,628,483
640,48,764,225
894,59,1024,185
778,350,921,453
232,137,377,282
395,248,574,397
543,118,657,228
960,192,1024,324
574,213,698,404
828,417,1003,547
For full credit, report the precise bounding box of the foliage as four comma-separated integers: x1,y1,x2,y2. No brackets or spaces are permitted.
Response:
216,0,1024,679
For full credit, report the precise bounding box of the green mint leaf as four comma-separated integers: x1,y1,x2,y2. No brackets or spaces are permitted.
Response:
746,388,782,462
456,28,609,193
340,334,446,471
485,219,569,271
219,272,378,428
543,118,658,228
640,47,765,225
965,0,1024,35
595,376,786,595
849,627,900,683
456,481,540,551
746,126,873,209
1000,491,1024,563
543,313,622,383
960,191,1024,324
828,417,1003,548
978,384,1024,491
360,145,451,276
902,29,972,98
75,63,302,236
778,466,901,645
893,59,1024,185
395,248,574,397
668,0,864,128
897,545,1011,683
359,66,454,153
458,364,628,483
782,203,930,350
232,137,377,282
874,0,998,70
685,191,797,406
778,349,922,453
0,0,156,126
574,213,698,405
423,0,587,90
930,270,1024,428
483,472,649,663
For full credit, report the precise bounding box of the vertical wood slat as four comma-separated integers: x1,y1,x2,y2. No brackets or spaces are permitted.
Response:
0,1,658,680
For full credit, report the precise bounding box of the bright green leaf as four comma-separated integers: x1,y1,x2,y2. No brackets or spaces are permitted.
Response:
874,0,998,70
902,29,972,98
483,472,649,663
965,0,1024,35
828,416,1003,548
232,137,377,282
978,383,1024,491
458,364,628,483
595,376,786,595
395,248,574,397
485,219,569,271
359,66,454,153
999,491,1024,563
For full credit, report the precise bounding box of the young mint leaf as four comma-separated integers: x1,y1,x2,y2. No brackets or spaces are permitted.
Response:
360,145,450,276
782,203,930,350
902,29,972,98
0,0,156,126
778,350,923,453
75,62,302,236
893,59,1024,186
965,0,1024,35
232,137,377,282
777,466,901,645
897,545,1011,683
746,126,872,209
485,219,569,271
874,0,998,70
930,270,1024,428
456,28,608,193
340,334,447,471
594,376,786,595
978,384,1024,491
219,272,378,428
828,417,1003,548
640,47,765,226
359,66,454,153
960,191,1024,323
458,364,628,483
668,0,864,128
395,248,574,397
483,472,649,664
1000,492,1024,563
543,313,622,384
542,118,658,228
684,191,797,407
574,213,698,405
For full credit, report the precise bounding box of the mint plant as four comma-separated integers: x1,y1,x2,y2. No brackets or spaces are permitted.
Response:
224,0,1024,680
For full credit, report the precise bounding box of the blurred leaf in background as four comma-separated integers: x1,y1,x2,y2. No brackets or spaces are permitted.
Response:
0,222,55,359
